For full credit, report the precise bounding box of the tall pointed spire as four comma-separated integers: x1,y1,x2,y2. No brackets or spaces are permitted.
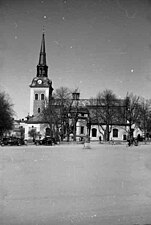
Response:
37,32,48,77
39,32,46,65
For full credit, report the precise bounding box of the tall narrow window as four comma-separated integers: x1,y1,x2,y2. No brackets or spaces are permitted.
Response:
35,94,38,100
113,129,118,138
38,108,40,113
40,68,42,75
92,128,97,137
41,94,44,100
46,128,51,136
81,126,84,134
123,134,127,140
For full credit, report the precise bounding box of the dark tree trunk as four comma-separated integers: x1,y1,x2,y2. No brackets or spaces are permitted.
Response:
73,121,77,141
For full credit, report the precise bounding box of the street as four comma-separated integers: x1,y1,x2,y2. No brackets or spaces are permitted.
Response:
1,143,151,225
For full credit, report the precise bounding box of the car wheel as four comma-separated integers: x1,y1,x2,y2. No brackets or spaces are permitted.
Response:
17,141,21,146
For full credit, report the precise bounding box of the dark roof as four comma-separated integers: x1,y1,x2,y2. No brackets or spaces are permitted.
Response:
30,76,52,88
27,114,48,124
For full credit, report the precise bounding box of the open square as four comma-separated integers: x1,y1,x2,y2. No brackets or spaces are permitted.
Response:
1,143,151,225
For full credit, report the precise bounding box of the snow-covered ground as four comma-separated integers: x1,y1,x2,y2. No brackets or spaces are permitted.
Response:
1,143,151,225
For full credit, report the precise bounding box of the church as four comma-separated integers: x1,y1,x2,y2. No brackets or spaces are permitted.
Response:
19,33,142,142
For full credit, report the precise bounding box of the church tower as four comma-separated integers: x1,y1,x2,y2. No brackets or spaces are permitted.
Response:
29,33,53,116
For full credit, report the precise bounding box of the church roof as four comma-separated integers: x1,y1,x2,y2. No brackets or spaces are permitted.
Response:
27,114,47,124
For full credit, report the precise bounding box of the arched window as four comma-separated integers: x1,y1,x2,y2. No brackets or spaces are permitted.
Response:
123,134,127,140
41,94,44,100
35,94,38,100
45,127,51,136
38,108,40,113
92,128,97,137
113,128,118,138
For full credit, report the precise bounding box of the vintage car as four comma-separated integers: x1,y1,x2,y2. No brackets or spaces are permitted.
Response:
34,136,57,146
1,137,25,146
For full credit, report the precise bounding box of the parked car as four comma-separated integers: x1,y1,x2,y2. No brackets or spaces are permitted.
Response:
1,137,25,146
35,136,57,146
137,134,145,142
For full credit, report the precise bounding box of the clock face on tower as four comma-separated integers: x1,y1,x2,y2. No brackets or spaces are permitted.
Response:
37,79,42,84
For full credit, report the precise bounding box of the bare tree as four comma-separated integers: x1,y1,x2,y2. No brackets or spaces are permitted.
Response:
91,89,122,141
137,98,151,139
124,93,141,139
53,87,73,141
53,86,72,100
0,91,14,137
42,87,73,141
28,127,37,142
43,87,88,142
19,126,25,139
42,98,60,140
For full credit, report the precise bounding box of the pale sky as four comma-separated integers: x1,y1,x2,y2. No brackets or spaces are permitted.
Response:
1,0,151,119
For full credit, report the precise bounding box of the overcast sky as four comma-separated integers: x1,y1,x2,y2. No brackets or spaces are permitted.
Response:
1,0,151,118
